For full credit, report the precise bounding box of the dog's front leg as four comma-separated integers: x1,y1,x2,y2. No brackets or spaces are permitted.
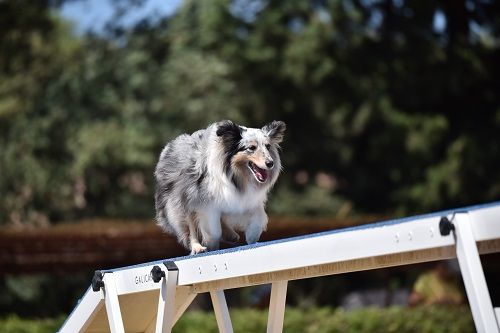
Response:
187,216,206,255
245,206,268,244
198,209,222,251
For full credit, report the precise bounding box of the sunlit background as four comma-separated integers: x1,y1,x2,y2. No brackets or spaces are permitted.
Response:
1,0,499,331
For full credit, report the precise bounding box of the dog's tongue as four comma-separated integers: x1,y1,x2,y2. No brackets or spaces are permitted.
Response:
254,165,268,182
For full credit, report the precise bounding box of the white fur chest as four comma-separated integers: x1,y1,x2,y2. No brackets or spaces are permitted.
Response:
208,176,267,214
225,185,267,214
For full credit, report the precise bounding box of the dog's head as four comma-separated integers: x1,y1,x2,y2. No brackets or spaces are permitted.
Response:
216,120,286,187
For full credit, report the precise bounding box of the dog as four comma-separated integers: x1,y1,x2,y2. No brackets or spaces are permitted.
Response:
154,120,285,254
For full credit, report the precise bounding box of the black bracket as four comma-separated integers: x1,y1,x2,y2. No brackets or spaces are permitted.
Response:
92,270,105,292
164,260,178,272
151,261,179,283
439,216,455,236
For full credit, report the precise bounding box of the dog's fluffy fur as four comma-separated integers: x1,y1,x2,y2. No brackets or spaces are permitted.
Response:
154,120,285,254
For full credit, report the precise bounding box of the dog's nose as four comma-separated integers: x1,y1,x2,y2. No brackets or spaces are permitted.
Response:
266,160,274,169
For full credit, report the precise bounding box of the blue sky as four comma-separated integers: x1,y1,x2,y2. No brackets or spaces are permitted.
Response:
60,0,183,35
60,1,449,37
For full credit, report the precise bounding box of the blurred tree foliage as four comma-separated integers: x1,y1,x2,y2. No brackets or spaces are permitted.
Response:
1,0,499,224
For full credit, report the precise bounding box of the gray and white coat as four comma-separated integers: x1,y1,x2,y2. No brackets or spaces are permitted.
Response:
154,120,286,254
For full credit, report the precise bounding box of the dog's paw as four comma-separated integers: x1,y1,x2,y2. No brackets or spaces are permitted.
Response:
190,243,207,255
245,227,263,245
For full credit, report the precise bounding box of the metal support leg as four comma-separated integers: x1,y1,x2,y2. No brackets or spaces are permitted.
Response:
210,290,234,333
102,273,125,333
155,263,179,333
267,281,288,333
454,213,499,333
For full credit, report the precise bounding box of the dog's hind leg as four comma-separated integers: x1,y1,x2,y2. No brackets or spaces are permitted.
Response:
220,215,240,244
221,224,240,244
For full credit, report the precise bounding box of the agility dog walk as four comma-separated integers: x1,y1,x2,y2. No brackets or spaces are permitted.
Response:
60,201,500,333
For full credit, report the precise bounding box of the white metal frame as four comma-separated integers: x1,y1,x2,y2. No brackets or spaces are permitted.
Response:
210,290,233,333
267,281,288,333
454,213,499,333
155,263,178,333
59,202,500,333
102,273,125,333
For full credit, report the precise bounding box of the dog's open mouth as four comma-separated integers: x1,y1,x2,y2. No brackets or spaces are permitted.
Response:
248,161,268,183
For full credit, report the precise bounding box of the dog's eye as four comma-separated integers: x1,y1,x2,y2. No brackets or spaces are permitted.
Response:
247,145,256,151
265,144,271,150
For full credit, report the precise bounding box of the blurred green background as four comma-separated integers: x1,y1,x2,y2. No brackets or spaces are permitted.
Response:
2,0,500,225
1,0,499,331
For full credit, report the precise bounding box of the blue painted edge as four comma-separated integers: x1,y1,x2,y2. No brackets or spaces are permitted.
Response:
103,200,500,274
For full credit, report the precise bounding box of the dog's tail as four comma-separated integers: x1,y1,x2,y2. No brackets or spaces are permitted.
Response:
155,206,189,246
154,186,173,232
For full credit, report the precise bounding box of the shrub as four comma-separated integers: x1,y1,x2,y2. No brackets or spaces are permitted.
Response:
1,306,474,333
173,306,474,333
0,315,65,333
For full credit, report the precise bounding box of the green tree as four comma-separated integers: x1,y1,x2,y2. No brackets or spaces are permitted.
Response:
1,0,500,224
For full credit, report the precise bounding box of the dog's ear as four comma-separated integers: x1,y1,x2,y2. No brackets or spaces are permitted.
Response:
217,120,243,174
216,120,242,152
262,120,286,143
216,120,242,139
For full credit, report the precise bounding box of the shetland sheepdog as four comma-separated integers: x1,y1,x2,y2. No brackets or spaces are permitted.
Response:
154,120,285,254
